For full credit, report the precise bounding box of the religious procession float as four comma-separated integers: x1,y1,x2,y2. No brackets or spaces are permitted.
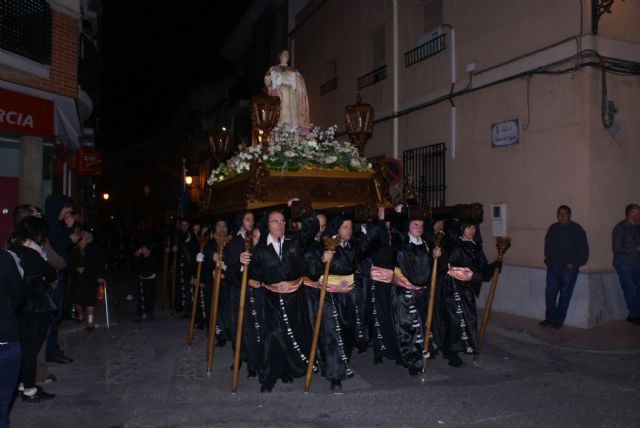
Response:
205,124,390,214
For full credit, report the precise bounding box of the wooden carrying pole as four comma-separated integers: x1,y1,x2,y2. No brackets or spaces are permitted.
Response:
206,235,232,374
187,239,208,346
231,235,254,393
170,246,178,316
422,232,443,373
474,236,511,363
304,236,342,393
160,237,170,310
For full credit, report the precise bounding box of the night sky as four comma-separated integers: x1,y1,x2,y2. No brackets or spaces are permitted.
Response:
98,1,251,150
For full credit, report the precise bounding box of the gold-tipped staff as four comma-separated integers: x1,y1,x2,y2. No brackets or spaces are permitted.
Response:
304,235,342,393
422,231,444,374
474,236,511,364
232,235,254,393
206,235,232,375
161,236,169,310
187,237,209,346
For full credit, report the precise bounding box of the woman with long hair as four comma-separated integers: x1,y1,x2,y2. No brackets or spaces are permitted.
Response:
8,216,58,403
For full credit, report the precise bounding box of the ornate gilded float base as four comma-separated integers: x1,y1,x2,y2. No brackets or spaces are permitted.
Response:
205,163,391,215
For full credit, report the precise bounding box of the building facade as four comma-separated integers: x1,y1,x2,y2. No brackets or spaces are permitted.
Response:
290,0,640,327
0,0,100,242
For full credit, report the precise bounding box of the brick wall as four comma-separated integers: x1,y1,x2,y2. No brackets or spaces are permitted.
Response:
0,10,78,98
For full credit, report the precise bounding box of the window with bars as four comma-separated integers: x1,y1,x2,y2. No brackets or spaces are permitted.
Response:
402,143,446,208
0,0,52,65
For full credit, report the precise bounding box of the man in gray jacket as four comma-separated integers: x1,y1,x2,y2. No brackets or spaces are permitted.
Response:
540,205,589,329
612,204,640,325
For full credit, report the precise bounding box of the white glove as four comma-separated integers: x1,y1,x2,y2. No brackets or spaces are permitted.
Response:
196,252,205,263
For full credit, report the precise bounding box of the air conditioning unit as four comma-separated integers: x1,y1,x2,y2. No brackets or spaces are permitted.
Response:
417,25,444,46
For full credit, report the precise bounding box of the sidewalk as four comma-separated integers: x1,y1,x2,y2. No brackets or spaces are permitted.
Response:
488,310,640,353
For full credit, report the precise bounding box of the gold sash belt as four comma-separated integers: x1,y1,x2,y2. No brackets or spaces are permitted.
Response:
320,274,355,293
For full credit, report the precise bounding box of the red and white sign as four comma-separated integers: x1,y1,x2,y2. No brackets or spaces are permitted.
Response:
0,87,54,137
75,148,104,176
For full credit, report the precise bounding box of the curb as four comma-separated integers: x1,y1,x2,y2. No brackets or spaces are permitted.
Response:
490,324,640,356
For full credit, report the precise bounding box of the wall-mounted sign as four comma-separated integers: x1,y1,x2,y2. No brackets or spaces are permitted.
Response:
491,119,519,148
75,148,104,176
0,87,53,137
379,157,403,185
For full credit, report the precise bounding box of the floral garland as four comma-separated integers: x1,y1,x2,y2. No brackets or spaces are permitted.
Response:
206,125,371,185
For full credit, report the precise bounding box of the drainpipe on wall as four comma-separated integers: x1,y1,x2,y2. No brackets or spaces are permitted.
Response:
392,0,399,159
443,23,456,159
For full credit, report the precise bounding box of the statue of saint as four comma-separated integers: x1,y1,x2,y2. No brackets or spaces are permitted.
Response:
264,50,310,128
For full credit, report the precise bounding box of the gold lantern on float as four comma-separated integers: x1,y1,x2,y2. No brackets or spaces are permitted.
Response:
250,92,281,146
345,94,374,156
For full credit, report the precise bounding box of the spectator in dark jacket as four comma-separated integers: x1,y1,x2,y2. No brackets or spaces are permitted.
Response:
43,195,79,364
0,249,25,427
540,205,589,329
612,203,640,325
8,216,58,403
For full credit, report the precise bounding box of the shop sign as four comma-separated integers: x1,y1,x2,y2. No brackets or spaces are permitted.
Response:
75,148,103,176
0,87,54,137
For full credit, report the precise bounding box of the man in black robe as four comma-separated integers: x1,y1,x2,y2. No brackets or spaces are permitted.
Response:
390,211,442,376
442,222,496,367
241,206,318,392
223,211,255,376
313,216,365,392
174,218,198,316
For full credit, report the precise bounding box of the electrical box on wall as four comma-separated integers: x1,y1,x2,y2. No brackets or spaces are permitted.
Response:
491,204,507,237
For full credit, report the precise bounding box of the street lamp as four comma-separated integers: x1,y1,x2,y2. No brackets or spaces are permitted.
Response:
250,91,280,146
185,176,193,185
345,94,374,156
102,192,110,201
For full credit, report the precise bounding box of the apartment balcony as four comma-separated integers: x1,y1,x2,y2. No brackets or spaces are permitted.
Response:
0,0,52,65
357,65,387,90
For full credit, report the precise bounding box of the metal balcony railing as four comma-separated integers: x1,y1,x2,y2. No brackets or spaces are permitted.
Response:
320,77,338,95
404,34,446,68
357,65,387,90
0,0,52,65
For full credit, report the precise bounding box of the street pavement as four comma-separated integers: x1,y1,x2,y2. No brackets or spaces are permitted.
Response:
8,274,640,428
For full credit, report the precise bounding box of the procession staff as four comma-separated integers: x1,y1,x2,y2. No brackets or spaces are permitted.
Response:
422,231,443,373
304,234,341,393
224,212,256,368
240,205,319,393
442,222,499,368
302,213,327,333
187,237,209,346
206,234,232,374
474,237,511,363
232,235,254,393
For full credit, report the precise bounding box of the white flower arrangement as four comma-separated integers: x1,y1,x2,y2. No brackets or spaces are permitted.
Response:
206,124,371,185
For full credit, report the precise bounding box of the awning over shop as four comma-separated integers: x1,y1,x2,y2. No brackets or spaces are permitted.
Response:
0,80,82,150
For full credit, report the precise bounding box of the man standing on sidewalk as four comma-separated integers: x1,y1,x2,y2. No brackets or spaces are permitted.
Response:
612,204,640,325
43,195,79,364
540,205,589,329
